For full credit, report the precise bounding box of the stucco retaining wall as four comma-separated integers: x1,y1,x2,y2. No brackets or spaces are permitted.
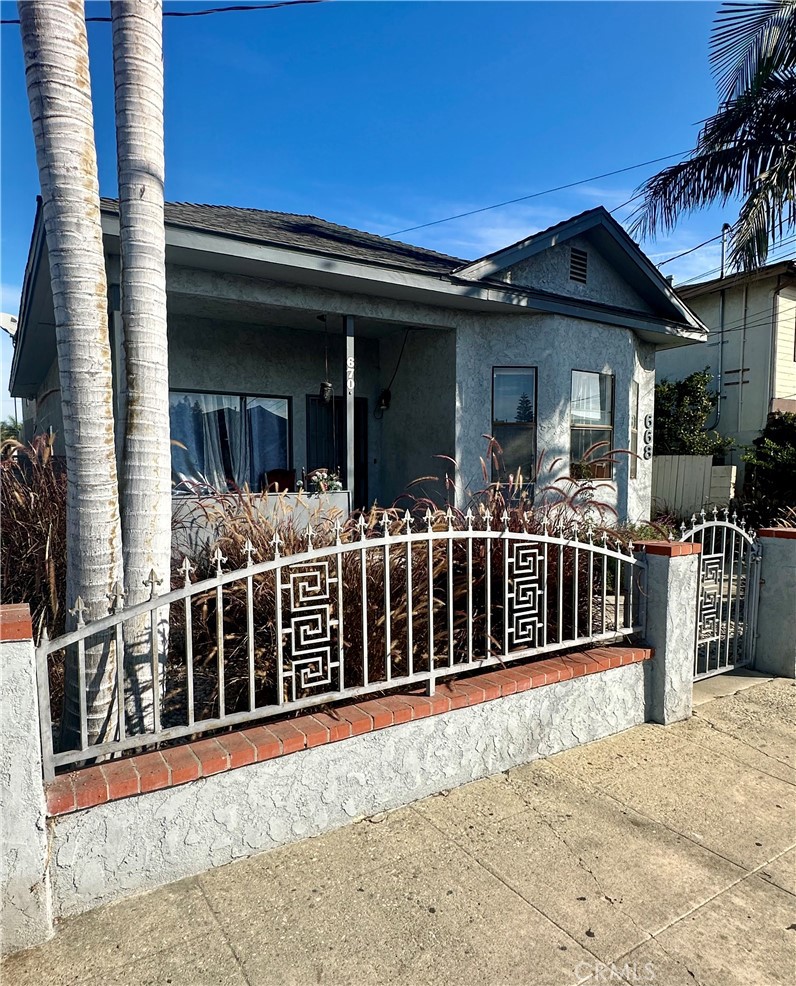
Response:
48,660,647,920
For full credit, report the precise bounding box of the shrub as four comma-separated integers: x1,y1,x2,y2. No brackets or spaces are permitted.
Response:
737,412,796,526
654,368,734,457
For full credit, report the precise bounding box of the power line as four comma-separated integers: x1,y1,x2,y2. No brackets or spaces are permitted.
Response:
657,233,724,268
385,151,689,237
675,235,796,286
1,1,324,26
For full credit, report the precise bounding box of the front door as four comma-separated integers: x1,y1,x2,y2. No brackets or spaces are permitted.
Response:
306,395,368,508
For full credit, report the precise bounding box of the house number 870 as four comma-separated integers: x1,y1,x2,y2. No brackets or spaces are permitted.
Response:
346,356,355,393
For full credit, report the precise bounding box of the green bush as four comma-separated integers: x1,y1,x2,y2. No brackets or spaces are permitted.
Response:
739,412,796,526
654,368,734,458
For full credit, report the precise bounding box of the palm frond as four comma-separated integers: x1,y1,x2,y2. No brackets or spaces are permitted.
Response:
711,0,796,101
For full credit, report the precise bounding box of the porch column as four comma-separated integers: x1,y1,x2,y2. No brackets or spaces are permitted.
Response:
344,315,355,498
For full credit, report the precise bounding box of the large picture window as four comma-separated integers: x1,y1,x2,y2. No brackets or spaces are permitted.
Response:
570,370,614,479
491,367,537,484
169,391,290,493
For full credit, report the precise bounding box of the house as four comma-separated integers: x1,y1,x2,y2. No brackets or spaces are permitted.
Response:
9,201,707,523
659,260,796,462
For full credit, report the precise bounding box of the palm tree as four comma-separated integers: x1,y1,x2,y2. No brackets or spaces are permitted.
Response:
18,0,124,745
632,0,796,271
111,0,171,732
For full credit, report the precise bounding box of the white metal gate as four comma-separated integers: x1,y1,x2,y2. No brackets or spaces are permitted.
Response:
681,511,761,680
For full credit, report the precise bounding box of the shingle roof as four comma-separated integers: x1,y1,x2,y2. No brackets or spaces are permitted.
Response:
100,198,467,276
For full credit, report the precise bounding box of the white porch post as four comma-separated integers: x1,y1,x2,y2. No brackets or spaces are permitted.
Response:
344,315,355,499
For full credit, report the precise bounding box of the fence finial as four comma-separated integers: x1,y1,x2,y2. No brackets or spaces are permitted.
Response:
586,521,594,543
445,506,454,531
212,547,227,577
334,517,343,544
380,512,391,537
711,505,718,520
465,506,474,531
144,569,164,599
424,508,434,532
403,510,413,534
723,506,729,520
484,508,492,532
244,538,256,567
500,509,509,531
357,513,368,540
271,530,283,558
699,508,706,522
107,581,125,614
542,516,549,536
306,523,314,551
180,556,194,586
69,596,86,628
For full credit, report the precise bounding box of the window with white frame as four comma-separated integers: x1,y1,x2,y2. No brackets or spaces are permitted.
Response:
169,391,290,493
491,367,537,484
570,370,614,479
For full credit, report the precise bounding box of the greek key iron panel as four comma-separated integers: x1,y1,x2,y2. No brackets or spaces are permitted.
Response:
283,562,338,700
507,542,544,649
698,554,723,642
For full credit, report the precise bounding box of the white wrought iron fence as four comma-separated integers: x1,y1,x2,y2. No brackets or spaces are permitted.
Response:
36,509,647,780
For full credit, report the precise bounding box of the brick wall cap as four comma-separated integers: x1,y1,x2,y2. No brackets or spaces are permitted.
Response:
0,604,33,641
758,527,796,540
635,541,702,556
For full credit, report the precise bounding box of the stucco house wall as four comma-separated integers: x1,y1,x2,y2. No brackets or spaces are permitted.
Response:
454,313,654,522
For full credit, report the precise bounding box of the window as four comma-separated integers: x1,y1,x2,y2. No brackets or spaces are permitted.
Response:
630,380,639,479
570,370,614,479
491,367,537,484
570,246,588,284
169,391,290,493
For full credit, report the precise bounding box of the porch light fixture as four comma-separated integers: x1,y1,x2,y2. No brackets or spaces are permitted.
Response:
317,314,333,405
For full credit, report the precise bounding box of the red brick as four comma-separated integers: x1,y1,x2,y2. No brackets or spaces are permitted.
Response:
529,668,548,688
310,712,352,742
162,744,201,784
490,671,518,696
191,738,229,776
238,725,281,761
268,720,305,754
541,659,571,681
376,695,414,724
336,705,373,736
0,604,33,641
357,699,393,729
135,751,172,792
582,649,613,669
295,715,329,748
216,731,257,768
476,675,503,702
73,767,109,809
637,541,701,556
452,681,486,707
46,776,76,815
425,691,452,714
440,684,469,710
404,696,433,719
100,760,140,801
758,527,796,540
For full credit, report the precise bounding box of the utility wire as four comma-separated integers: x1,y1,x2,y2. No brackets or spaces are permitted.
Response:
657,233,724,267
675,236,796,286
1,1,324,26
386,151,689,237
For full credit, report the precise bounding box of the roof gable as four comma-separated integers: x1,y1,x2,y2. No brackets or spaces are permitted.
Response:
453,207,703,330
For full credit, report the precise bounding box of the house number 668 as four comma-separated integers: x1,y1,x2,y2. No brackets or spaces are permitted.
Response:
346,356,355,392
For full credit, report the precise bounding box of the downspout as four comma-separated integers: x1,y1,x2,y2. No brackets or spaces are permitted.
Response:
707,223,731,430
737,282,749,433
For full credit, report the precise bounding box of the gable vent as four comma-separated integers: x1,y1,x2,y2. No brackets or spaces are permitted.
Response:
569,247,588,283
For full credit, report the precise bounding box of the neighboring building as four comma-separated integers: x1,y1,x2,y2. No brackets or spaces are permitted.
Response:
9,201,706,522
658,260,796,459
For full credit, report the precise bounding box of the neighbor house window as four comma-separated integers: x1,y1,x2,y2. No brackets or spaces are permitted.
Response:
491,367,537,484
169,391,290,493
570,370,614,479
630,380,639,479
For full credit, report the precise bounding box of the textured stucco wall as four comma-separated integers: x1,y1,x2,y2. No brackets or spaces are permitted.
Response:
379,327,456,506
0,636,53,956
454,313,655,521
643,551,699,724
23,358,64,455
499,234,655,314
755,536,796,678
49,664,645,919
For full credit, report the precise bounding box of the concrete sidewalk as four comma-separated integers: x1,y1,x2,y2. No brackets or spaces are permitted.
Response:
4,678,794,986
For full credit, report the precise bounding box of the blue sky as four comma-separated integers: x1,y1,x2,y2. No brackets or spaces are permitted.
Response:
0,0,778,419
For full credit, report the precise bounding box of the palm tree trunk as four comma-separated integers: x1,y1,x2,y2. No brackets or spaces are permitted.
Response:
111,0,171,733
18,0,123,747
